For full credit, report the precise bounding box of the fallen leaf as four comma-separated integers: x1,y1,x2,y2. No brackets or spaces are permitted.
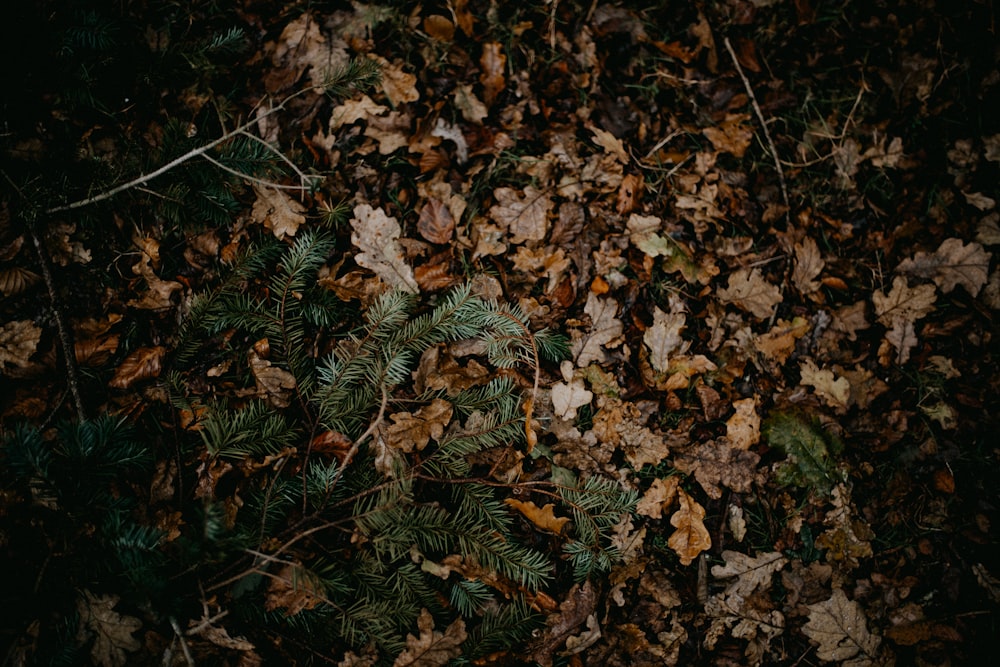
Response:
711,551,788,598
423,14,454,41
350,204,419,293
330,94,388,130
616,173,644,214
897,237,991,296
416,199,455,245
251,185,306,240
0,266,40,297
792,237,824,294
726,397,760,450
668,488,711,565
265,563,326,615
488,186,553,244
393,608,466,667
815,484,874,569
799,359,851,411
673,439,761,500
572,293,623,366
644,308,687,373
873,276,937,326
452,84,488,124
591,396,672,469
802,589,881,666
249,348,297,408
0,320,42,369
531,581,597,667
636,476,679,519
505,498,571,534
479,42,506,106
590,125,629,164
702,114,753,157
386,399,453,453
718,268,783,319
109,346,166,389
551,378,593,421
371,55,420,107
76,591,142,667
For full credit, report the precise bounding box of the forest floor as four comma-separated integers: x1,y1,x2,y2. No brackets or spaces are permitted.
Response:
1,1,999,665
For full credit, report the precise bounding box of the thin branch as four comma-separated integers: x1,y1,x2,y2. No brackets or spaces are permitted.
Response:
199,152,313,192
723,36,790,219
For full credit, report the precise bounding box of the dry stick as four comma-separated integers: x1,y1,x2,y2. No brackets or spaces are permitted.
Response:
723,36,790,219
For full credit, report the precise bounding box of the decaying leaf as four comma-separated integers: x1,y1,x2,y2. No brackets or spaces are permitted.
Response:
386,399,453,452
644,307,687,373
109,346,166,389
76,591,142,667
668,488,711,565
0,319,42,370
718,268,783,319
711,551,788,598
265,563,326,615
872,276,937,326
417,198,455,244
799,359,851,411
531,581,597,667
479,42,506,106
393,608,466,667
505,498,571,534
815,484,874,569
897,237,991,296
572,293,623,367
0,266,40,297
350,204,419,293
591,396,672,469
702,114,753,157
488,186,553,244
370,55,420,107
249,348,297,408
551,377,593,421
803,589,881,666
673,439,761,500
636,476,679,519
792,237,824,294
251,185,306,239
726,397,760,450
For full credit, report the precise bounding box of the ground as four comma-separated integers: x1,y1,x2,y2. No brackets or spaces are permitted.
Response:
1,1,998,666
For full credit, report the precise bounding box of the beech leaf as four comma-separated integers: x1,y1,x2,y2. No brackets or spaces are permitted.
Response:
109,346,166,389
803,589,881,666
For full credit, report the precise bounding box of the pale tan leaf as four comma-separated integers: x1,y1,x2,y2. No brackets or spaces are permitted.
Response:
977,213,1000,246
799,359,851,411
792,237,824,294
76,591,142,667
251,185,306,240
479,42,506,107
882,318,919,365
572,293,623,367
0,319,42,369
249,349,297,408
636,476,679,519
897,237,991,296
386,399,453,453
718,268,783,319
711,551,787,598
330,94,387,130
488,186,552,244
963,191,996,211
550,379,593,420
109,346,165,389
453,84,488,124
0,266,40,297
726,397,760,450
417,198,455,244
371,55,420,107
350,204,419,293
668,488,711,565
728,504,747,542
872,276,937,326
643,308,687,372
803,589,881,666
589,125,629,164
393,608,466,667
505,498,571,534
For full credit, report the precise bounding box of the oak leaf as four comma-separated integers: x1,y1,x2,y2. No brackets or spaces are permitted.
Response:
252,185,306,240
803,589,881,666
718,268,783,319
505,498,571,534
636,476,679,519
673,439,761,499
799,359,851,411
668,488,711,565
897,237,991,296
702,114,753,157
711,551,787,598
330,94,387,129
76,591,142,667
726,397,760,450
249,349,297,408
872,276,936,326
371,55,420,107
109,346,166,389
265,564,326,615
551,378,593,421
350,204,419,293
572,292,623,366
453,84,488,124
590,125,629,163
393,609,466,667
417,198,455,244
531,581,597,667
479,42,506,106
792,237,824,294
0,319,42,369
643,307,687,372
488,186,552,244
386,399,453,453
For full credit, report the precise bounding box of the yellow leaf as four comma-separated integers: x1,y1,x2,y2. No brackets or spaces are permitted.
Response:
668,488,711,565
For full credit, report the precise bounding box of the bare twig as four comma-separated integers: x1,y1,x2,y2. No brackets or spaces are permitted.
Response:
169,616,195,666
723,36,790,219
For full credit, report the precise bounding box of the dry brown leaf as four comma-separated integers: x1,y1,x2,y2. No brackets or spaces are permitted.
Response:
897,237,991,296
350,204,419,293
799,359,851,411
726,397,760,450
249,349,297,408
636,476,679,519
702,114,753,157
572,293,623,367
386,399,453,453
616,173,644,214
718,268,783,319
815,484,874,569
0,319,42,370
413,345,490,395
591,396,672,469
330,94,388,130
873,276,937,326
644,308,687,373
479,42,506,107
488,186,552,244
711,551,788,598
76,591,142,667
590,125,629,164
0,266,40,297
668,488,711,565
452,84,488,124
792,237,824,294
531,581,597,667
504,498,571,534
251,186,306,240
417,198,455,244
755,317,811,366
265,564,326,615
370,55,420,107
393,608,466,667
673,439,761,500
423,14,455,41
265,13,347,93
803,589,881,666
109,346,165,389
